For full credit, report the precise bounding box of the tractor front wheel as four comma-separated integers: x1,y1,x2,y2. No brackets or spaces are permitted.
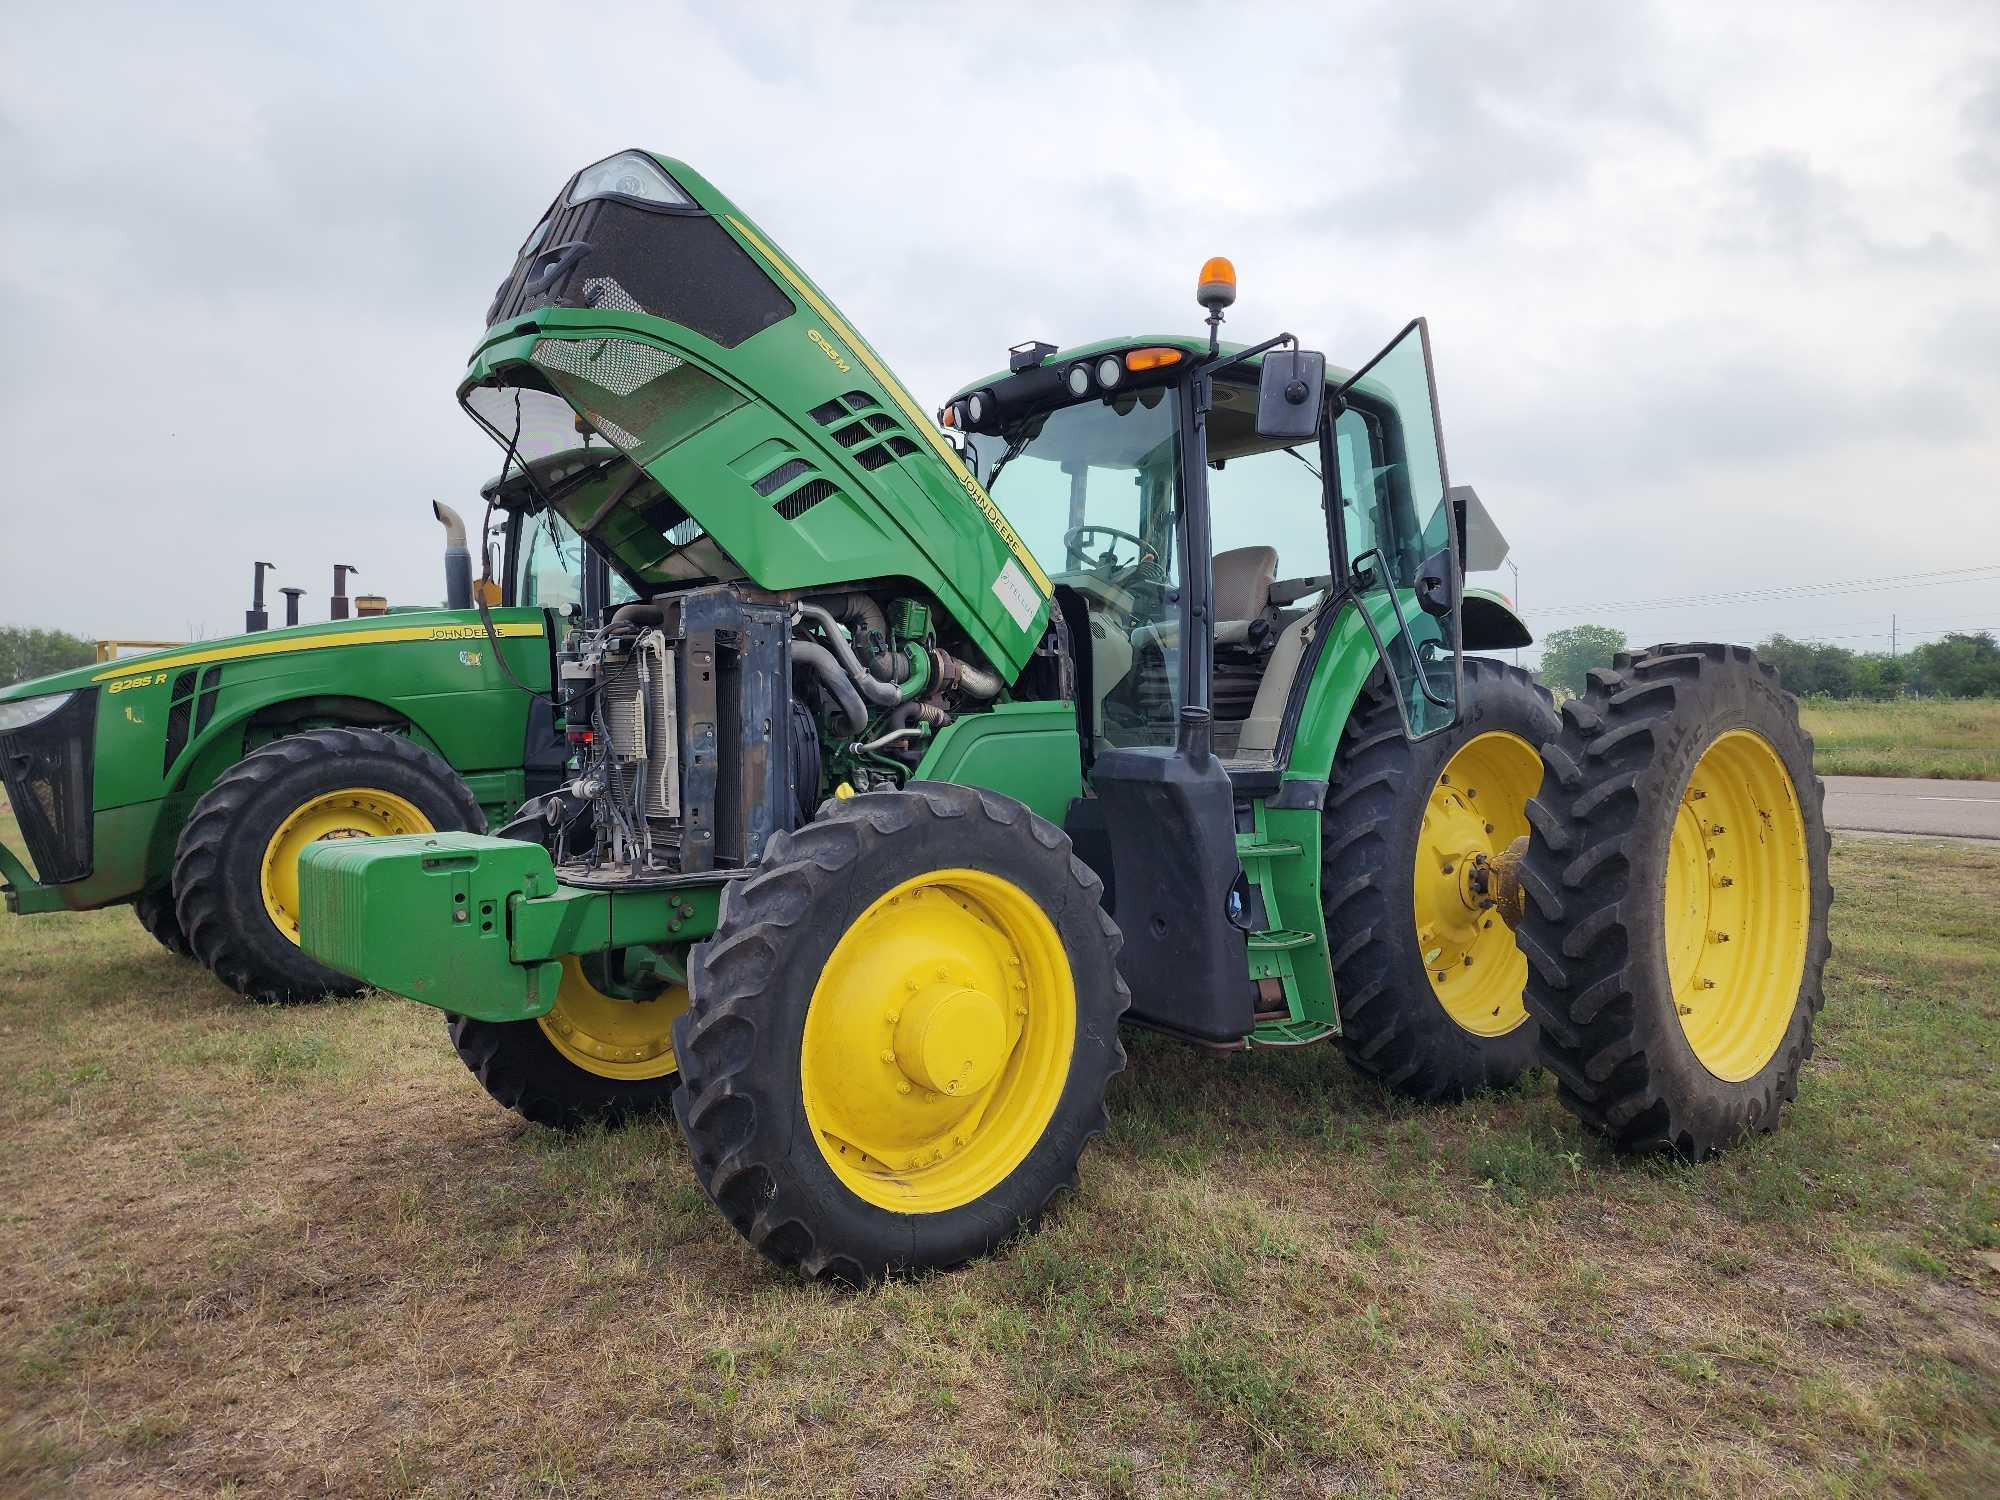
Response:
672,783,1128,1282
172,728,484,1002
133,884,192,957
448,954,689,1129
1516,643,1831,1157
1321,657,1558,1099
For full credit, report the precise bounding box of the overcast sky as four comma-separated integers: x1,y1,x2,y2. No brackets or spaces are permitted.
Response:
3,1,1996,662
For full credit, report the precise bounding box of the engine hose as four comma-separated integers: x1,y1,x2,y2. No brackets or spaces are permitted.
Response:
935,648,1003,699
795,602,903,707
792,641,869,735
895,642,931,702
890,700,951,732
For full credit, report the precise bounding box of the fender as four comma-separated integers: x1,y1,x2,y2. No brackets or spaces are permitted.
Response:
1460,587,1532,651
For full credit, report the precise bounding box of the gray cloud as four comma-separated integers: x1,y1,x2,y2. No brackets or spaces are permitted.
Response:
0,0,1995,663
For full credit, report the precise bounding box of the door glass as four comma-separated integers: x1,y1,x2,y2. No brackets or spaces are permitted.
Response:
1335,319,1462,739
974,389,1185,748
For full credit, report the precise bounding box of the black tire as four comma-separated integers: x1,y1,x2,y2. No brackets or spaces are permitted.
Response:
447,972,684,1131
672,782,1129,1282
133,884,193,957
172,727,485,1003
1516,643,1832,1158
1322,657,1558,1100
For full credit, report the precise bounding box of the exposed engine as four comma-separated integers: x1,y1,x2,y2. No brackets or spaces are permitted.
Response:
523,580,1047,885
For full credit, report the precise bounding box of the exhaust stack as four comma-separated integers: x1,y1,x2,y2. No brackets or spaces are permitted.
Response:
434,501,474,610
331,564,358,621
280,587,306,627
245,561,275,633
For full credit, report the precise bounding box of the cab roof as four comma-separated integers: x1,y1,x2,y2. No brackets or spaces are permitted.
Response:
946,334,1354,403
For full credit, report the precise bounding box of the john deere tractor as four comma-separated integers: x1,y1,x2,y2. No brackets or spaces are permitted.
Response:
297,151,1831,1280
0,484,632,1002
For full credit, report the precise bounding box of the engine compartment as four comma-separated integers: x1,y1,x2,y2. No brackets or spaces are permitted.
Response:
531,576,1068,885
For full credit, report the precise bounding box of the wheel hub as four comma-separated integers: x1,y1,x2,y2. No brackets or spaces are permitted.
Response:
894,981,1006,1097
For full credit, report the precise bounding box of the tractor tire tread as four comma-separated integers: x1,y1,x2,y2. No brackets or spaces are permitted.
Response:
173,727,483,1003
1518,642,1833,1159
671,781,1128,1282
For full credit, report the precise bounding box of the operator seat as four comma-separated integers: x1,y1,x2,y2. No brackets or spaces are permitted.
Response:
1212,545,1278,645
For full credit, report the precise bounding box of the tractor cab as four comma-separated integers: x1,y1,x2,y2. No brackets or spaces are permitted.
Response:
940,276,1470,1047
943,307,1463,775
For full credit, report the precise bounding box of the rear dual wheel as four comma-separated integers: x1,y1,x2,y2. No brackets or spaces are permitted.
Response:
673,783,1127,1282
1517,643,1831,1157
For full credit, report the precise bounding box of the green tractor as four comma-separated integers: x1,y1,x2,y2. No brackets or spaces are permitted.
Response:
0,489,627,1002
298,151,1831,1279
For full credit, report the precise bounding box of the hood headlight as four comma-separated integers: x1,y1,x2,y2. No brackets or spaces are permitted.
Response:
569,151,691,209
0,690,78,735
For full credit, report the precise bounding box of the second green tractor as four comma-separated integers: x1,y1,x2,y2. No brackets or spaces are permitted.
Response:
299,151,1832,1280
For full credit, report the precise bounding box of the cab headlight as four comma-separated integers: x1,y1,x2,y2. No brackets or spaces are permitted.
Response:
0,691,78,735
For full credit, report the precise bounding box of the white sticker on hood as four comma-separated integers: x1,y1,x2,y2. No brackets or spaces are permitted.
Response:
991,559,1041,632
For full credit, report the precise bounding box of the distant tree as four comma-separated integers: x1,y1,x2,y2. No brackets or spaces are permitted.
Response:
1847,652,1905,699
1906,632,2000,698
1538,623,1627,697
0,625,95,685
1758,634,1858,697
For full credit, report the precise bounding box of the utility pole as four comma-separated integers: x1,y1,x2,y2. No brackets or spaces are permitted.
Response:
1891,613,1897,658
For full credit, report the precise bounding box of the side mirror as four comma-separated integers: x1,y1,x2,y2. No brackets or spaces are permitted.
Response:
1415,547,1457,618
1254,348,1325,440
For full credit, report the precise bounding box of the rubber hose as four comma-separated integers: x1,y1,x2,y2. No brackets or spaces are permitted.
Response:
796,603,903,707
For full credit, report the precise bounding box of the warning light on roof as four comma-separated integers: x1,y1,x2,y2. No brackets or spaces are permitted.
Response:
1196,257,1236,311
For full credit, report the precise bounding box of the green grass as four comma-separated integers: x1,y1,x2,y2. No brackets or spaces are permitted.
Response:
1800,697,2000,780
1,811,1997,1497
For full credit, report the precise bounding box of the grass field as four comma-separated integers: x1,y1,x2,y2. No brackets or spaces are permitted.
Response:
1798,698,2000,781
2,821,1996,1498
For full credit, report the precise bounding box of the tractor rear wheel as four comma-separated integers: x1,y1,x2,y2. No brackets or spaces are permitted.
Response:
1516,643,1831,1157
672,783,1128,1282
173,728,484,1003
133,884,192,957
1322,658,1558,1099
448,954,689,1129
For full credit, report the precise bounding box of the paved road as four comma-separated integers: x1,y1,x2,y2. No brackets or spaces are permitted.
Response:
1822,775,2000,842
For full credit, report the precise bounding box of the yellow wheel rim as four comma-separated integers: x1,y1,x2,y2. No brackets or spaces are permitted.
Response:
1663,729,1812,1082
800,867,1076,1214
537,956,687,1081
1414,731,1542,1037
260,787,434,943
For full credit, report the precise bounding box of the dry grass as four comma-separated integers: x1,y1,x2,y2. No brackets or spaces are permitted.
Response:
1800,698,2000,781
1,812,1996,1498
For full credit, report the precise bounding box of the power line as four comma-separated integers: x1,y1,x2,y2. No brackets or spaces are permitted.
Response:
1524,563,2000,618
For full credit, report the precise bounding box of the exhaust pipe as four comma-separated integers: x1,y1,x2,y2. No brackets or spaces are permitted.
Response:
434,501,474,610
245,561,275,633
280,587,305,627
332,564,358,621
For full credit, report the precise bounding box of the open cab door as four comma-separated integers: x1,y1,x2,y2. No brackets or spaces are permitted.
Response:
1332,319,1464,740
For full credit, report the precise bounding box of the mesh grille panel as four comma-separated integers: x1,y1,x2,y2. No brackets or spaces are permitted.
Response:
533,336,682,398
776,479,836,520
581,276,644,314
752,458,812,497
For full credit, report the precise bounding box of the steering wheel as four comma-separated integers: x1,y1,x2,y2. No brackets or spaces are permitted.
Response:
1063,524,1170,587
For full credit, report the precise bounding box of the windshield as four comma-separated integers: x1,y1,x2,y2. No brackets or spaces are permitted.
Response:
968,391,1183,748
513,507,637,612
